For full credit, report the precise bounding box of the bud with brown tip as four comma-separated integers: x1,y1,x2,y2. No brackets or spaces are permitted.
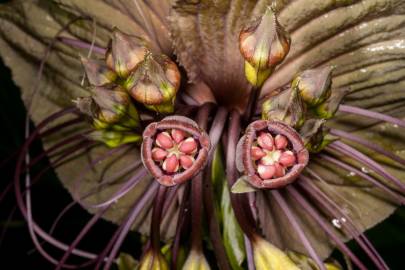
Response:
110,28,148,78
239,6,290,86
124,52,181,113
292,66,333,106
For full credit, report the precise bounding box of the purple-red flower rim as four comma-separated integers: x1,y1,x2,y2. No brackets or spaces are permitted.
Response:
240,120,309,189
141,115,210,186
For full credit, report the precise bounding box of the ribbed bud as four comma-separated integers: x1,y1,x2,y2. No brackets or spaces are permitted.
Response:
74,86,140,131
139,249,169,270
141,116,210,186
80,56,116,86
292,66,333,106
182,250,211,270
262,87,305,128
87,130,141,148
239,6,290,86
110,28,148,78
124,52,181,114
314,88,348,119
252,236,299,270
236,120,308,189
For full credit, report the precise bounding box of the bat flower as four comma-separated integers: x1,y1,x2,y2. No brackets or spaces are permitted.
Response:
1,1,405,270
141,115,210,186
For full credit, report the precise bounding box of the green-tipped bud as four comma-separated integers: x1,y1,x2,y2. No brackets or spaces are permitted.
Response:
239,6,290,86
74,86,140,131
292,66,333,106
182,250,211,270
139,249,169,270
314,88,348,119
287,251,342,270
87,130,141,148
261,87,305,128
252,236,299,270
124,52,180,113
80,56,116,86
110,28,148,78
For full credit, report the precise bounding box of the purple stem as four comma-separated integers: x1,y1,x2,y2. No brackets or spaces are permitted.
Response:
319,154,405,205
171,183,191,269
299,177,389,270
57,36,106,54
330,129,405,167
339,105,405,128
82,167,147,209
329,141,405,193
151,185,168,251
286,186,367,270
208,107,228,159
102,182,159,270
271,190,326,270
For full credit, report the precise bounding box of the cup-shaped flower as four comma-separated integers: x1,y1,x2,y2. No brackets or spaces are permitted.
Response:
124,52,181,114
262,87,305,128
251,236,300,270
237,120,308,189
292,66,333,106
141,116,210,186
139,248,169,270
108,28,148,78
239,6,290,86
182,249,211,270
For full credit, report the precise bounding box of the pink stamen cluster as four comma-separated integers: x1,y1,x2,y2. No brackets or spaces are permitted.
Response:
152,129,198,173
251,132,297,180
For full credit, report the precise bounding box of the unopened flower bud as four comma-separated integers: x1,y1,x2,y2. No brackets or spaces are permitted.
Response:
252,236,299,270
125,53,181,114
239,7,290,70
80,56,116,86
292,66,333,106
244,61,273,87
236,120,308,189
314,88,348,119
110,28,148,78
139,249,169,270
287,251,342,270
262,87,305,128
182,249,211,270
141,116,210,186
87,130,141,148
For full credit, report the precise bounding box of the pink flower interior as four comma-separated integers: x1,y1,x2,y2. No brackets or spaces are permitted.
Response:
251,131,297,180
152,129,199,174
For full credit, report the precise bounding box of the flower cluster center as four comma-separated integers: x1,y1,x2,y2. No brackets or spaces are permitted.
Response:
151,129,198,173
251,132,297,180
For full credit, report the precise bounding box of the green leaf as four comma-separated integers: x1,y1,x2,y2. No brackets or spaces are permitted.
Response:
212,150,246,270
231,176,258,194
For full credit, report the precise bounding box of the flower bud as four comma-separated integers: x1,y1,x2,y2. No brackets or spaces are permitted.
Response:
292,66,333,106
141,116,210,186
314,88,348,119
261,87,306,128
182,250,211,270
139,249,169,270
80,56,116,86
124,53,181,114
110,28,148,78
236,120,308,189
252,236,299,270
244,60,272,87
239,7,290,70
87,130,141,148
